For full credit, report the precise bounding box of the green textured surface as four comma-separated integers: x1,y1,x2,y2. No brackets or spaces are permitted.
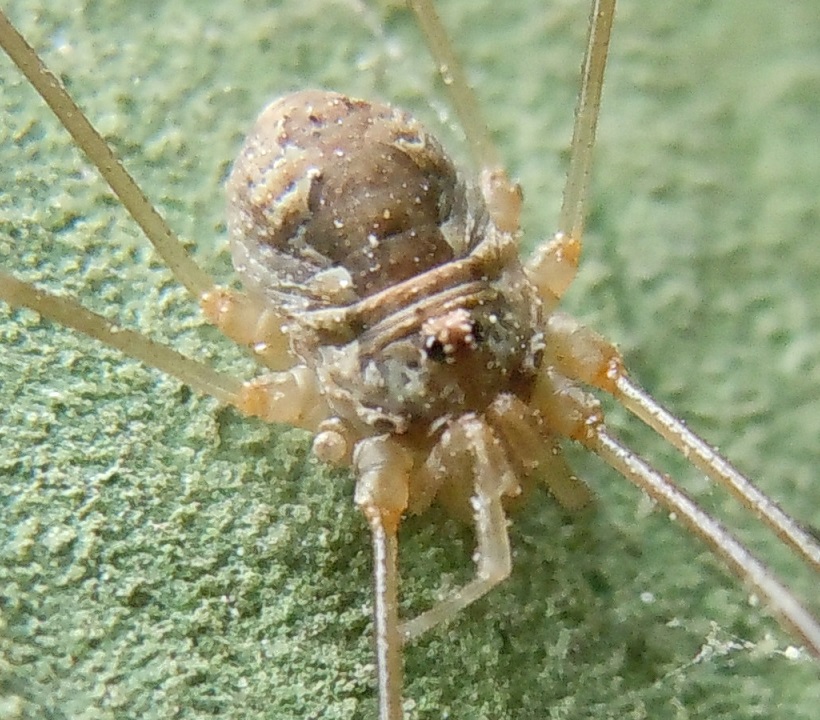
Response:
1,1,818,718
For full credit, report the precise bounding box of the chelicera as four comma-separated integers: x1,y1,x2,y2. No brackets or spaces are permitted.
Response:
0,1,817,718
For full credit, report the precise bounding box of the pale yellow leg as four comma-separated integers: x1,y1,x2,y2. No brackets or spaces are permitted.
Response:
526,0,617,306
400,417,515,641
0,10,295,376
353,435,414,720
529,368,820,657
487,393,593,511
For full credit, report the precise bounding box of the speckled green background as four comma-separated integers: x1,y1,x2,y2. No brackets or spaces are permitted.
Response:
0,1,818,718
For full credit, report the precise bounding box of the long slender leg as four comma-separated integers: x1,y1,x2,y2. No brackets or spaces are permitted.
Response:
353,436,415,720
365,509,403,720
613,374,820,571
411,0,616,245
0,272,329,432
0,271,241,405
406,0,502,176
556,0,616,250
407,0,521,232
589,427,820,657
0,10,211,301
400,416,515,641
531,365,820,656
525,0,616,306
0,10,291,370
542,310,820,571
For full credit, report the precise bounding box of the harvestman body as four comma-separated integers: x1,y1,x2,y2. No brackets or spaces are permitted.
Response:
1,1,818,718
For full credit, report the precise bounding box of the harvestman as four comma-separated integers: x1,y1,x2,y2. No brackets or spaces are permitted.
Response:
1,1,818,718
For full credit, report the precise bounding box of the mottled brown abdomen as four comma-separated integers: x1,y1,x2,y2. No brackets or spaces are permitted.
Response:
227,90,483,314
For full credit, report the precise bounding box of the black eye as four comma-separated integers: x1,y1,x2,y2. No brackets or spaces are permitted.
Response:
425,338,447,362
